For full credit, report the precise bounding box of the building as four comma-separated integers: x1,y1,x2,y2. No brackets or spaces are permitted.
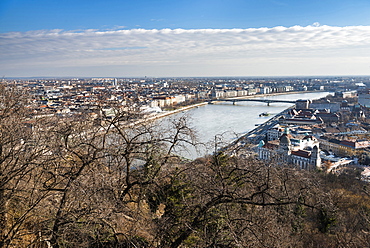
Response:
296,99,311,109
314,110,340,123
358,91,370,107
335,90,357,99
318,137,370,157
258,129,321,170
210,90,225,99
310,102,341,113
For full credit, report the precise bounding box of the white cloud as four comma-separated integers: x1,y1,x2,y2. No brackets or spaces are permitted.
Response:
1,25,370,76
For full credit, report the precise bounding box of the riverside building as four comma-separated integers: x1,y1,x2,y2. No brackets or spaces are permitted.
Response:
257,128,321,170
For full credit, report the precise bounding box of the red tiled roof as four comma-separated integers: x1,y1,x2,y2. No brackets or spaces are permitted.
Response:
291,150,311,158
264,140,279,149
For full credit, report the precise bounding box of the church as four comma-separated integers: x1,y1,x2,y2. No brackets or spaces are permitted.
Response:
257,128,322,170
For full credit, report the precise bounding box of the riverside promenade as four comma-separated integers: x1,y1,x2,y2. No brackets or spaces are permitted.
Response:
147,102,208,120
224,105,295,154
124,102,208,128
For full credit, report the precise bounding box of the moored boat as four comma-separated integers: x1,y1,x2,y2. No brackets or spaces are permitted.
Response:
259,112,270,117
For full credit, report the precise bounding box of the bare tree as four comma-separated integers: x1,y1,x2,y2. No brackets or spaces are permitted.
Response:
0,85,52,247
25,101,198,247
84,105,198,244
152,153,325,248
2,86,370,248
39,116,105,247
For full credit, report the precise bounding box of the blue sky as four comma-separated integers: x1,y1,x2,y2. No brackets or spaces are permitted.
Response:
1,0,370,77
1,0,370,31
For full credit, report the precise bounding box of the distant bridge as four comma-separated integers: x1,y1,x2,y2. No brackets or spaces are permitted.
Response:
211,98,297,106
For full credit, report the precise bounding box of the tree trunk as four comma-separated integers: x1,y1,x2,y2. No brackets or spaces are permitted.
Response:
0,188,7,248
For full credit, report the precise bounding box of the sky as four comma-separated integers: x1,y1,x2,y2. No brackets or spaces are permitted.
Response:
1,0,370,77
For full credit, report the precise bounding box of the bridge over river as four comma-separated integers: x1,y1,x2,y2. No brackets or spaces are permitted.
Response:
211,98,298,106
174,91,331,159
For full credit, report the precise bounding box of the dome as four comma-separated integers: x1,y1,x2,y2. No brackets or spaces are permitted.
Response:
280,133,291,145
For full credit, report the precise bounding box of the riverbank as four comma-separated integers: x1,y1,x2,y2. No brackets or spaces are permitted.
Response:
147,102,208,121
146,90,326,138
223,91,331,154
152,90,326,119
125,102,208,127
167,91,331,159
223,105,294,155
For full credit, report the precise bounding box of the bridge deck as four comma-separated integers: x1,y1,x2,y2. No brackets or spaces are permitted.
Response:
215,98,296,104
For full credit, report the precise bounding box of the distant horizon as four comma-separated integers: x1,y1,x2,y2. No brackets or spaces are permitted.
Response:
4,74,370,80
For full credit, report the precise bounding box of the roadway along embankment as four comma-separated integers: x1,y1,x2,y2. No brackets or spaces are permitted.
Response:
225,105,295,153
146,102,208,121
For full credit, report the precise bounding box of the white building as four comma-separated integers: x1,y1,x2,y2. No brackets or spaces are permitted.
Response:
258,129,321,170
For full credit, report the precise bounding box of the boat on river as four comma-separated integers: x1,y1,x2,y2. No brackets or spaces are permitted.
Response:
259,112,270,117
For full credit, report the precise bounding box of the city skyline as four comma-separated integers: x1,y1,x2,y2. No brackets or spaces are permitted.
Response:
1,0,370,77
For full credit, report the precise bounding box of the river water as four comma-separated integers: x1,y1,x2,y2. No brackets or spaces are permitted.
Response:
164,91,332,159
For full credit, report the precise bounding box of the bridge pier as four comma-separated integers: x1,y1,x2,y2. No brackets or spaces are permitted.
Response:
267,102,270,106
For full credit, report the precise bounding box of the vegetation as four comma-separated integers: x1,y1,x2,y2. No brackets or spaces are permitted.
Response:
1,85,370,247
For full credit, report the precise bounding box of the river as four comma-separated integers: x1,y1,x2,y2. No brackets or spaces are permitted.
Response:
162,91,332,159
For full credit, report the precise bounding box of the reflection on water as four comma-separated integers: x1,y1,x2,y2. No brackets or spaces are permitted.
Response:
164,92,332,159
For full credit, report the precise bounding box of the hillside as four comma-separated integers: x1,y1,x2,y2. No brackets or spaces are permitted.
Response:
1,86,370,248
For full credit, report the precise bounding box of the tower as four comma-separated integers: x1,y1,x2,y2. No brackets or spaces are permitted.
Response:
310,145,321,169
279,128,292,154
